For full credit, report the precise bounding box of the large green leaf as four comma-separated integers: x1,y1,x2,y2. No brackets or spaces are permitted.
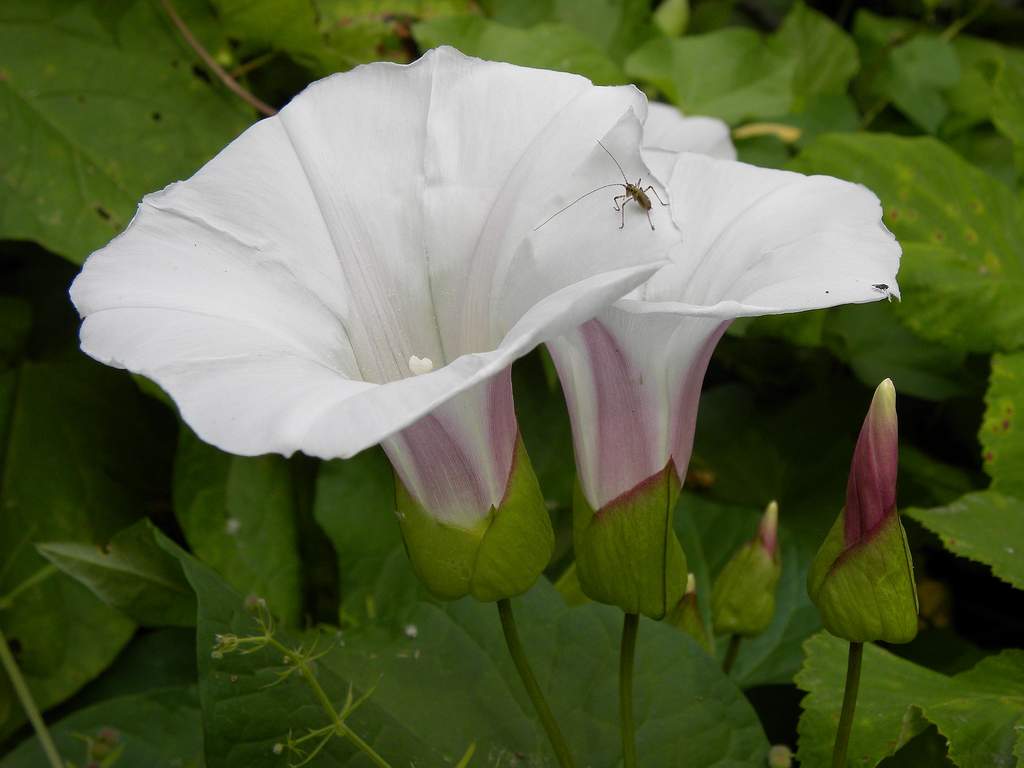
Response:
0,0,252,265
177,552,449,767
313,447,424,626
412,15,626,84
173,427,302,625
907,492,1024,591
0,355,169,735
0,687,203,768
733,300,975,401
36,520,196,627
177,539,769,766
769,1,859,110
625,29,795,123
906,352,1024,590
852,11,960,133
797,632,1024,768
791,133,1024,354
327,581,771,766
993,60,1024,172
481,0,657,62
981,351,1024,494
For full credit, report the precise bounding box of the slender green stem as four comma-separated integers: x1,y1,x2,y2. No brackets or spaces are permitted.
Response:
265,637,392,768
0,629,63,768
0,565,59,611
832,641,864,768
619,613,639,768
722,634,742,674
497,599,576,768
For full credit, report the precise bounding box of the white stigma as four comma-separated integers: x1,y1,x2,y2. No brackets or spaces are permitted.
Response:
408,355,434,376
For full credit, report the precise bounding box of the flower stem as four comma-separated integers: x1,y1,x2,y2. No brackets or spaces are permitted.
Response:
158,0,277,116
265,636,392,768
832,641,864,768
619,613,639,768
0,629,63,768
722,634,741,674
497,599,576,768
0,565,59,610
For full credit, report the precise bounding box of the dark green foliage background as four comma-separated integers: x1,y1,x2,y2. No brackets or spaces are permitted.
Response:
1,0,1023,766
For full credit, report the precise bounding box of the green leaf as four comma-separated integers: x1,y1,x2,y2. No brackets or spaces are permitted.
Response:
1,355,168,735
480,0,657,62
734,301,974,401
313,447,424,625
0,297,31,369
981,351,1024,494
36,520,196,627
993,59,1024,170
852,11,960,133
904,354,1024,593
412,15,626,84
907,492,1024,590
0,687,203,768
625,29,795,123
0,0,253,265
797,632,1024,768
945,35,1024,133
791,133,1024,354
173,426,302,625
885,36,961,133
326,580,771,766
770,1,859,110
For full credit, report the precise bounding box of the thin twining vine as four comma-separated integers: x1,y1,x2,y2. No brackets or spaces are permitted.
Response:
211,598,393,768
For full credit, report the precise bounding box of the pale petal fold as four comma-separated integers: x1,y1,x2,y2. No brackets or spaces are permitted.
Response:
71,47,679,526
549,152,902,510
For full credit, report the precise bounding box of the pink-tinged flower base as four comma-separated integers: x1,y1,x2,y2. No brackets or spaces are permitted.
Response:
383,368,517,530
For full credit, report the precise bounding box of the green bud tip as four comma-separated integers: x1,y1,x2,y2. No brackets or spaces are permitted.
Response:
711,501,783,637
768,744,793,768
759,500,779,558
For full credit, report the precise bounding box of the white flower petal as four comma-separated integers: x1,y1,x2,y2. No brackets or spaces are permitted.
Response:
550,151,902,509
643,153,901,313
72,47,671,484
642,102,736,160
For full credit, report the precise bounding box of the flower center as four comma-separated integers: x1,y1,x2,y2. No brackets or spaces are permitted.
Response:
408,355,434,376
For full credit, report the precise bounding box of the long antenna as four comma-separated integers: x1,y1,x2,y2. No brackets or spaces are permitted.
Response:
533,184,625,231
597,140,630,184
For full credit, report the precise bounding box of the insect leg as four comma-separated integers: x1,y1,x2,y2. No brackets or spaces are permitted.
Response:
644,185,669,206
613,193,627,212
645,208,655,230
618,197,634,229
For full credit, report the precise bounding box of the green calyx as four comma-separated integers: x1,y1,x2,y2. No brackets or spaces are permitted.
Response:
711,541,781,637
573,463,687,619
666,576,714,654
395,435,554,602
807,509,919,643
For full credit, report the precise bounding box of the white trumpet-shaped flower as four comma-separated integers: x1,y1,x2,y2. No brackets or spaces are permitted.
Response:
70,47,680,548
551,154,901,510
547,127,901,616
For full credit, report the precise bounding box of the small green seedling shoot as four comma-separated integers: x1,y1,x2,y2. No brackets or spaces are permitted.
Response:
534,140,669,232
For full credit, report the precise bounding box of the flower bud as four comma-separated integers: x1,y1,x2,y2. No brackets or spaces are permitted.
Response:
807,379,918,643
666,573,713,654
396,435,554,602
711,501,782,636
768,745,793,768
572,462,687,619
